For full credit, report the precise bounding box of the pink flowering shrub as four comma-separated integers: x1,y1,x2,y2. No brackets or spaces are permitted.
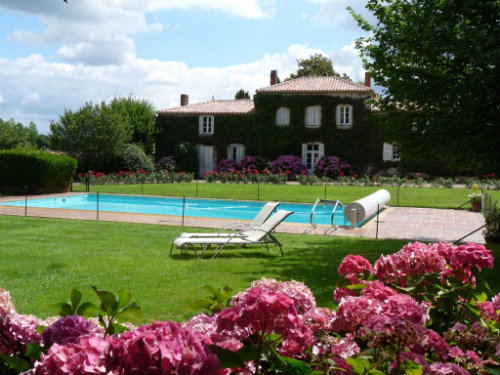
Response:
42,315,94,348
1,241,499,375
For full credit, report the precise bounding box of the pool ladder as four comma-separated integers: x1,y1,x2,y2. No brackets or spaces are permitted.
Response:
307,198,344,234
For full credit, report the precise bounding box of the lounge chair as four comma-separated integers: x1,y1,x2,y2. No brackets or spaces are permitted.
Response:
170,210,293,259
178,201,280,238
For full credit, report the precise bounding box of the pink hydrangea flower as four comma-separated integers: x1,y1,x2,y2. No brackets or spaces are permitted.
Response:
445,243,494,285
42,315,94,348
373,242,447,286
361,281,398,301
0,308,41,356
425,362,471,375
215,287,313,358
330,296,382,332
105,320,220,375
250,278,317,314
338,255,373,283
36,335,109,375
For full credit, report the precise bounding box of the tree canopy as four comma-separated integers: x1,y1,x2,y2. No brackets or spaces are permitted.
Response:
350,0,500,174
109,95,156,155
235,89,250,100
50,102,131,172
286,53,352,81
0,118,39,150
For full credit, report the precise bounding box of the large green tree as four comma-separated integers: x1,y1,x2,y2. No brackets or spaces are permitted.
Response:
286,53,352,81
0,118,39,149
109,95,156,155
50,102,131,172
350,0,500,174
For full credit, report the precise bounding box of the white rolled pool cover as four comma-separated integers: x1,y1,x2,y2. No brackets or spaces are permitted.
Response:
344,189,390,226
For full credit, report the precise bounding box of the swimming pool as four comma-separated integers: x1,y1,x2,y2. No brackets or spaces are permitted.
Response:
0,193,353,226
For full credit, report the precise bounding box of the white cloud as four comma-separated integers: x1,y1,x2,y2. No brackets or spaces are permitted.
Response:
0,43,364,134
305,0,374,32
0,92,4,103
2,0,274,66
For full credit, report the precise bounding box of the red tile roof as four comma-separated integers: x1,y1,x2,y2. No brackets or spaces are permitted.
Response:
157,99,254,115
256,76,372,95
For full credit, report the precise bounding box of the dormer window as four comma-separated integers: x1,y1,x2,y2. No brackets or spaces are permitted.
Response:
336,104,353,128
199,116,214,135
305,106,321,128
275,107,290,126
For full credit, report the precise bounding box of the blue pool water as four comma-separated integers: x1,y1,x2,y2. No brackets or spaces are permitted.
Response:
0,194,352,226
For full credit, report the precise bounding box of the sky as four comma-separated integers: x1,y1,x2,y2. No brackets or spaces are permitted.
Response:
0,0,374,134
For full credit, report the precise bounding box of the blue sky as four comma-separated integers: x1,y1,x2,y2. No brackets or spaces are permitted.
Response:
0,0,372,134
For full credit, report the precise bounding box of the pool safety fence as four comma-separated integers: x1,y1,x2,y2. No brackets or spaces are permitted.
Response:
0,193,488,244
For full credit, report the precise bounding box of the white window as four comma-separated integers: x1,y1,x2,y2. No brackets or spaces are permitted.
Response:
301,142,324,174
275,107,290,126
336,104,353,128
305,106,321,128
227,144,245,163
383,143,401,161
199,116,214,135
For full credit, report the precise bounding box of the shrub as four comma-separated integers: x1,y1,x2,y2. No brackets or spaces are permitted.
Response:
155,156,176,172
238,155,268,172
269,155,307,180
0,148,76,194
314,155,353,180
119,144,154,173
174,142,198,175
215,159,238,173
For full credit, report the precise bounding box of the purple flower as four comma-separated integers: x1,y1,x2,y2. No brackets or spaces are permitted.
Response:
215,159,238,173
238,155,268,172
269,155,307,180
42,315,94,348
314,156,353,179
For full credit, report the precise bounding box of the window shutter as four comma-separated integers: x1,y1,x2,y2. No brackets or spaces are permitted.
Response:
383,143,393,161
301,143,308,165
199,116,203,134
318,143,324,157
336,105,341,125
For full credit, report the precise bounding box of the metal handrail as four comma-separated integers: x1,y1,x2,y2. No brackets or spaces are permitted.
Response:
309,198,344,228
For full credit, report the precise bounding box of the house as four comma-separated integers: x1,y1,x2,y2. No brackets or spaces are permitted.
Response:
156,70,398,177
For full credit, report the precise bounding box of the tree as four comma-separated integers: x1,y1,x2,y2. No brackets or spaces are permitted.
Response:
0,118,39,149
50,102,131,172
286,53,352,81
109,95,157,155
234,89,250,100
350,0,500,174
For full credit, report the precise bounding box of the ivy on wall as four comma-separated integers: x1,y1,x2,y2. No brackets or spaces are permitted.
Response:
155,93,386,174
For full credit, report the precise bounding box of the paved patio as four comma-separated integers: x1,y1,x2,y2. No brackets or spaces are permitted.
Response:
0,193,486,244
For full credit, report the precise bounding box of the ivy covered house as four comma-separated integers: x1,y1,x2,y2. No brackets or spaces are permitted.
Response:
156,70,397,177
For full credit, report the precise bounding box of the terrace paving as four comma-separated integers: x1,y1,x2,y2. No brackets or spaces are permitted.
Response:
0,193,486,244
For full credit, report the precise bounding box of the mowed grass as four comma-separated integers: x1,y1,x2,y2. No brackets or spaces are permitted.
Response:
71,182,497,209
1,215,499,324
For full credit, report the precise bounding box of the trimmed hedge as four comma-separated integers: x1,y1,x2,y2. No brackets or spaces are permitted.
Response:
0,149,77,194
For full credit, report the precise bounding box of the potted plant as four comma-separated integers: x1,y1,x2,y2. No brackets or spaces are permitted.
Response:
468,183,482,212
484,208,500,244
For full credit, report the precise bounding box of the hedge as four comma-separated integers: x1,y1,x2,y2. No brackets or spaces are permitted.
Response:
0,149,77,194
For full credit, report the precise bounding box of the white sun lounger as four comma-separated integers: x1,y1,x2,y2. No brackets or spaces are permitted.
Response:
170,210,293,259
178,201,280,238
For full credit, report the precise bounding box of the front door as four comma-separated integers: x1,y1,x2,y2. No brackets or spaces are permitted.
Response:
198,145,215,178
302,142,324,174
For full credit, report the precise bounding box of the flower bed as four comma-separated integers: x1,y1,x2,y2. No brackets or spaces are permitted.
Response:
75,170,194,185
1,241,499,375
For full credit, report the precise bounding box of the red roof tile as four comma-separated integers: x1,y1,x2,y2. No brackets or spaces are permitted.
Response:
157,99,254,115
256,76,372,95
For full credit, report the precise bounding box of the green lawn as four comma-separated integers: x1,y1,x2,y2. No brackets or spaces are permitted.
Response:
71,182,495,209
1,215,498,324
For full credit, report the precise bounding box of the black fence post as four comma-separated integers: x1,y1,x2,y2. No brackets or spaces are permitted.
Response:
397,183,401,206
24,186,28,217
196,180,198,198
96,192,99,221
324,182,327,200
257,179,260,201
182,196,185,226
376,203,380,239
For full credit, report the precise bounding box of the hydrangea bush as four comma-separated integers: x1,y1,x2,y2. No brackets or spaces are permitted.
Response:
269,155,307,181
1,241,499,375
314,155,353,180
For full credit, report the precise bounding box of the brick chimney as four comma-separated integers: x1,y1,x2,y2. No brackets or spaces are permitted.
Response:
180,94,189,106
364,72,371,88
270,70,278,86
